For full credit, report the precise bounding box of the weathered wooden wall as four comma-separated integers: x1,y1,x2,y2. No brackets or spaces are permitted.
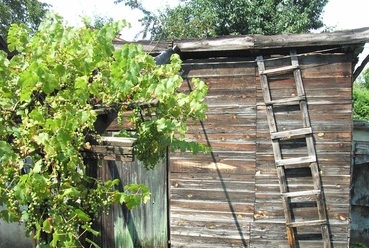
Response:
169,57,257,247
169,52,353,247
88,158,168,248
351,121,369,245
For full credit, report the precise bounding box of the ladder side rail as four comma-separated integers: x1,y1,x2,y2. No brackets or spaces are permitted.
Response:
266,105,278,133
258,56,297,247
277,166,297,248
292,50,328,224
290,51,328,222
310,163,326,217
272,139,282,164
322,225,331,248
290,50,306,97
306,134,317,158
257,56,273,103
291,51,331,248
300,101,312,129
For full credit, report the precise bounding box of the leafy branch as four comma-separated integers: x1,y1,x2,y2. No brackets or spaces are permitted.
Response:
0,12,208,247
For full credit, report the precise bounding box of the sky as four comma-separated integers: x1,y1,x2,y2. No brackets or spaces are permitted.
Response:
41,0,369,63
40,0,369,39
40,0,179,40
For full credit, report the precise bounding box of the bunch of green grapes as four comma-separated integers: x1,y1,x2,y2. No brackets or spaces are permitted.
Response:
135,122,169,169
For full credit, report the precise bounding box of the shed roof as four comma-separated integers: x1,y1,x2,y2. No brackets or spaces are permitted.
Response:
115,27,369,53
114,27,369,79
177,27,369,52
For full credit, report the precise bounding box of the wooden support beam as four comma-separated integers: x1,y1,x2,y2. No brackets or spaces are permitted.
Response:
82,136,137,162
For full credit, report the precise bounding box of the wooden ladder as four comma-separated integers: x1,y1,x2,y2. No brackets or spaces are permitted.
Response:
256,50,331,248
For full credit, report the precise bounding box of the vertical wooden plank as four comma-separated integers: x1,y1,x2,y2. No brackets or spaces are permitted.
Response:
86,158,116,247
112,159,168,248
101,160,117,248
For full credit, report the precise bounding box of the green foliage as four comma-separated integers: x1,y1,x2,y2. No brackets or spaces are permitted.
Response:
82,14,115,30
0,12,208,247
353,67,369,121
351,243,369,248
142,2,217,40
362,67,369,89
114,0,146,11
117,0,328,40
353,82,369,120
0,0,50,39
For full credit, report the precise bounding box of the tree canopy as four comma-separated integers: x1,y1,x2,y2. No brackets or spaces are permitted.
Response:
0,0,50,39
115,0,329,40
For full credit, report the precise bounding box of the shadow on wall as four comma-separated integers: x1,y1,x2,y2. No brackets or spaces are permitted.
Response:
0,206,32,248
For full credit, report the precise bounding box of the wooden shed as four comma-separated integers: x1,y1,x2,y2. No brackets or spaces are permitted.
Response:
95,28,369,248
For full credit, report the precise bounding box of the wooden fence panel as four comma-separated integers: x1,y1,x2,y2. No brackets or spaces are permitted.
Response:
88,158,168,248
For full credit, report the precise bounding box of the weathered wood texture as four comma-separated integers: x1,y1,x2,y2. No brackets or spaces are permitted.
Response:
350,205,369,245
88,158,168,248
100,44,356,247
113,27,369,54
169,52,352,247
82,136,136,162
169,58,257,248
255,53,352,247
351,123,369,245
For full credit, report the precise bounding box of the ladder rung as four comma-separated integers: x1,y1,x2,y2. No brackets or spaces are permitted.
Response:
287,219,327,228
271,127,312,139
265,95,305,106
276,156,316,166
259,65,300,76
283,190,321,198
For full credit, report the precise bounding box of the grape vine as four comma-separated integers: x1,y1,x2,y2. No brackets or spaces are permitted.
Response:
0,13,209,247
